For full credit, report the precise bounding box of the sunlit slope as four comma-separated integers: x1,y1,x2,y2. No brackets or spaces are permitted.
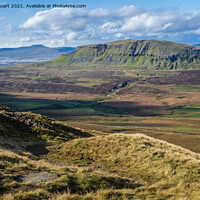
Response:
54,133,200,199
33,39,200,70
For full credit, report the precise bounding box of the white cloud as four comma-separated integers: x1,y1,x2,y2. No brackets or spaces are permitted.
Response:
7,6,200,47
19,37,31,42
115,33,123,38
66,32,79,40
50,39,66,47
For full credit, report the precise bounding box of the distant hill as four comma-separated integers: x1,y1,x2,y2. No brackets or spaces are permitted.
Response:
0,45,76,65
37,39,200,70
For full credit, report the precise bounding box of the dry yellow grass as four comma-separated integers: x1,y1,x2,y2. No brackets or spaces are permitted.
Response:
54,133,200,199
1,105,200,199
2,131,200,199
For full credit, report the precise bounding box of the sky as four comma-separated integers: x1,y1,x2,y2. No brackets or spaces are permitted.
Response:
1,0,200,47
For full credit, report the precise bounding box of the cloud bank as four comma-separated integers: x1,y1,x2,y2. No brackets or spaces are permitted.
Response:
8,6,200,46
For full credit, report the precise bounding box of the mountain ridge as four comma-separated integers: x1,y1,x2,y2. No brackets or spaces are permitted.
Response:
0,45,76,65
39,39,200,70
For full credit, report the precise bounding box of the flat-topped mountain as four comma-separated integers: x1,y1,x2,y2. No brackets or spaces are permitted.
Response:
0,45,76,65
41,39,200,70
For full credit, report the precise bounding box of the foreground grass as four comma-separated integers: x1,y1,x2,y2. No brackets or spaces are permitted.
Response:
0,105,92,155
1,106,200,199
53,134,200,199
2,133,200,199
0,145,141,200
0,106,140,199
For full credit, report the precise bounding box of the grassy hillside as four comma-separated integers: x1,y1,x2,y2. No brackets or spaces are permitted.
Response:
0,105,92,154
53,134,200,199
1,106,200,199
32,39,200,70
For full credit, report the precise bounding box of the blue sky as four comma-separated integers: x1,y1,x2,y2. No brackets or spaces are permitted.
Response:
1,0,200,47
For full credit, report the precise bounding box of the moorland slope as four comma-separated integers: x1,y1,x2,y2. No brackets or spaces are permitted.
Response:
1,106,200,199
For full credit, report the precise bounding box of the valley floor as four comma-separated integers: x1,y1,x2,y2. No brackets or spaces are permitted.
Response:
0,69,200,153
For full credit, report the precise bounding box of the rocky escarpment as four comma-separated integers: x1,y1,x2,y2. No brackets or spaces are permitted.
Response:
0,106,54,130
0,105,92,137
48,39,200,70
0,106,93,154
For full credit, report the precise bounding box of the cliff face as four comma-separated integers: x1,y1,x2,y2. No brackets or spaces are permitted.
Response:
52,39,200,70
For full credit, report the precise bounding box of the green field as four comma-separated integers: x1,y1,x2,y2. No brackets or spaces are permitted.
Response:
1,93,200,153
1,93,200,118
1,66,200,154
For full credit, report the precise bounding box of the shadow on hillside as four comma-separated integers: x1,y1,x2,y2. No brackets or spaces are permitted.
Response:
0,105,93,156
0,112,49,156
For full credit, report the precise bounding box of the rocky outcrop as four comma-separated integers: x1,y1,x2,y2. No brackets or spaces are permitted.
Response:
55,39,200,70
0,106,93,154
0,106,53,130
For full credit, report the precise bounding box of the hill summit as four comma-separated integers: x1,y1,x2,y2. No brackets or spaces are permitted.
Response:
43,39,200,70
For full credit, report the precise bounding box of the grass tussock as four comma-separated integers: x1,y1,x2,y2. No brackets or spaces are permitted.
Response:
44,172,140,194
13,189,49,200
0,142,140,199
53,134,200,199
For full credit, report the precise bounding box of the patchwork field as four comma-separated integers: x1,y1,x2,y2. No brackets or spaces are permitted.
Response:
0,68,200,153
